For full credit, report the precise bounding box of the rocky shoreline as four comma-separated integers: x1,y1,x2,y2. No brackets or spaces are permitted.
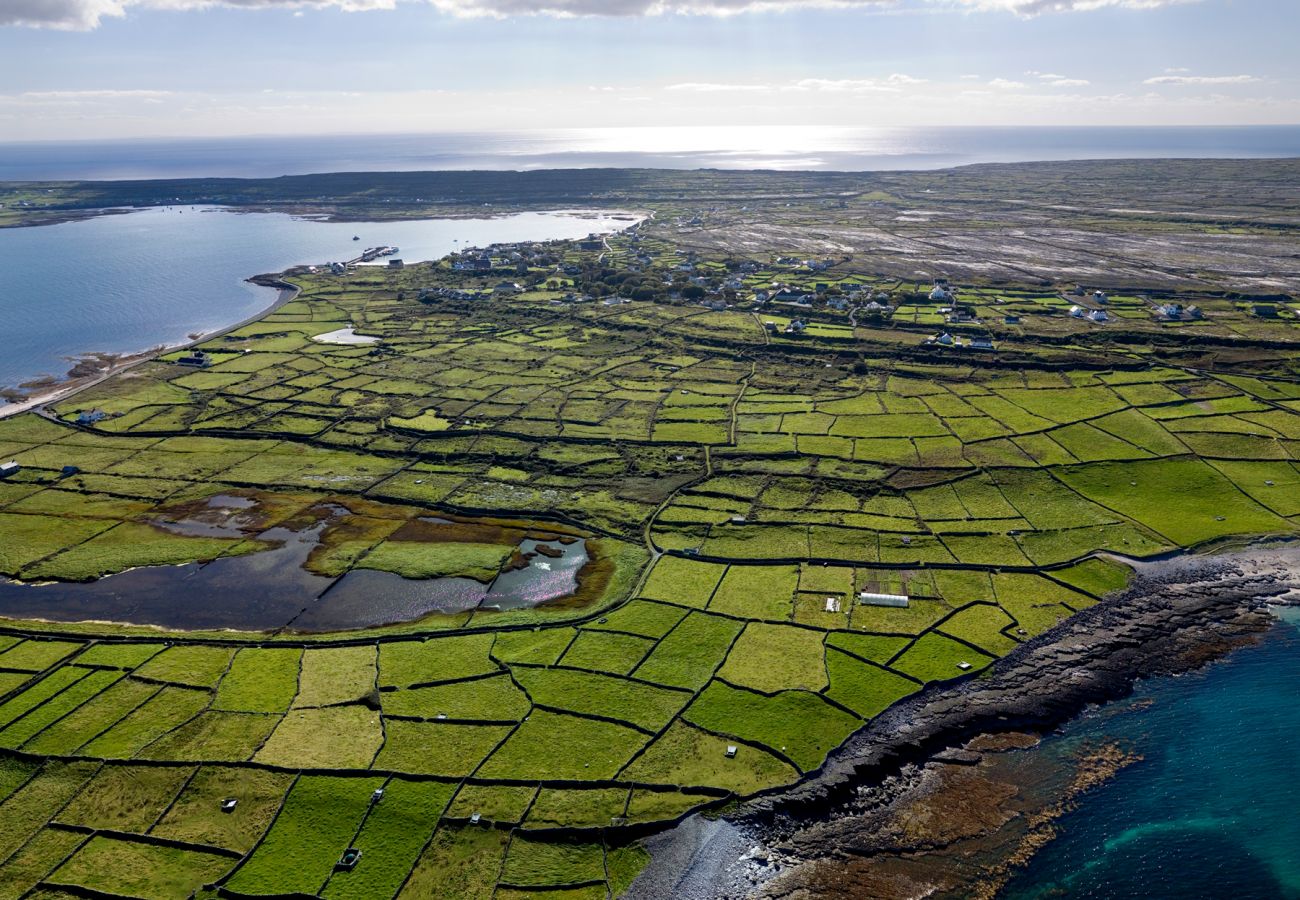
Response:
627,544,1300,900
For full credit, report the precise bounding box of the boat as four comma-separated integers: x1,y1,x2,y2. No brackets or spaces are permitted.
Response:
353,235,360,241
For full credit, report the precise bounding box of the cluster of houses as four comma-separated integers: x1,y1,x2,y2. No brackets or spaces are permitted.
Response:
774,256,837,272
1069,305,1110,323
1154,302,1204,321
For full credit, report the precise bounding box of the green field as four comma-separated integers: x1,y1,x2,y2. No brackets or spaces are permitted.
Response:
0,165,1298,897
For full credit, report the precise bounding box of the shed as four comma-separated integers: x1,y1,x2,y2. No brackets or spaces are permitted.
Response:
0,461,19,479
858,592,909,608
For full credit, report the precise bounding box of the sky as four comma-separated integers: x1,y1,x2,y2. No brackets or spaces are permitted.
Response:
0,0,1296,140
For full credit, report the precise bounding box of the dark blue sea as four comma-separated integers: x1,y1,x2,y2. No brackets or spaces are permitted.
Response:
0,126,1297,181
1003,607,1300,900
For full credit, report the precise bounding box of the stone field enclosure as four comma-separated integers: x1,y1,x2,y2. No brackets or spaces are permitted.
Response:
0,160,1297,898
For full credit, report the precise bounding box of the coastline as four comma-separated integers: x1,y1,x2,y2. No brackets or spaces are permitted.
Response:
626,543,1300,900
0,205,643,418
0,277,300,421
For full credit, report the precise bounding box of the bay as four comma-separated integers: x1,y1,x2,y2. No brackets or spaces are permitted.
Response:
1003,607,1300,900
0,206,629,401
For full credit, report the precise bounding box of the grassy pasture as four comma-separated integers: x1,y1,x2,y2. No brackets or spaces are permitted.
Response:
2,200,1299,897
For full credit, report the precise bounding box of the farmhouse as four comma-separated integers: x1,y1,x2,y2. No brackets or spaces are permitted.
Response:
76,409,106,425
176,351,211,368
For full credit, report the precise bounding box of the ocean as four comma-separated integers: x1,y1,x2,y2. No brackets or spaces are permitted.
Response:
0,206,628,401
1,126,1298,181
1002,607,1300,900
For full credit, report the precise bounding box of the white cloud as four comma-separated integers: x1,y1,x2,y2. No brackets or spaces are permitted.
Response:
789,78,899,92
670,75,927,94
1,0,395,29
22,88,172,98
8,0,1201,29
1028,71,1090,87
666,81,773,92
987,77,1025,89
426,0,893,15
941,0,1197,14
1144,73,1261,85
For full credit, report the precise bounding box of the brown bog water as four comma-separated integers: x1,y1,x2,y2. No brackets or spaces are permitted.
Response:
0,499,589,632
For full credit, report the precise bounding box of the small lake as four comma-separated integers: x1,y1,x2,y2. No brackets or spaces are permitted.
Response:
0,501,590,632
0,205,632,402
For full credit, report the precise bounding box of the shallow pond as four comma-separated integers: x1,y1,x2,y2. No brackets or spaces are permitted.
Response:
0,499,590,632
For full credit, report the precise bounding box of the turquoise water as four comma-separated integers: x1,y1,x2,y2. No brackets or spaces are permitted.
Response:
0,206,626,399
1003,607,1300,900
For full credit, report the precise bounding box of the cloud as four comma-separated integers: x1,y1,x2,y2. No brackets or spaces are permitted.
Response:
0,0,1205,28
941,0,1197,14
670,75,927,94
1144,73,1261,85
1027,71,1091,87
21,88,172,98
666,82,773,92
0,0,126,29
790,78,898,92
426,0,893,15
987,77,1025,89
1,0,395,29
